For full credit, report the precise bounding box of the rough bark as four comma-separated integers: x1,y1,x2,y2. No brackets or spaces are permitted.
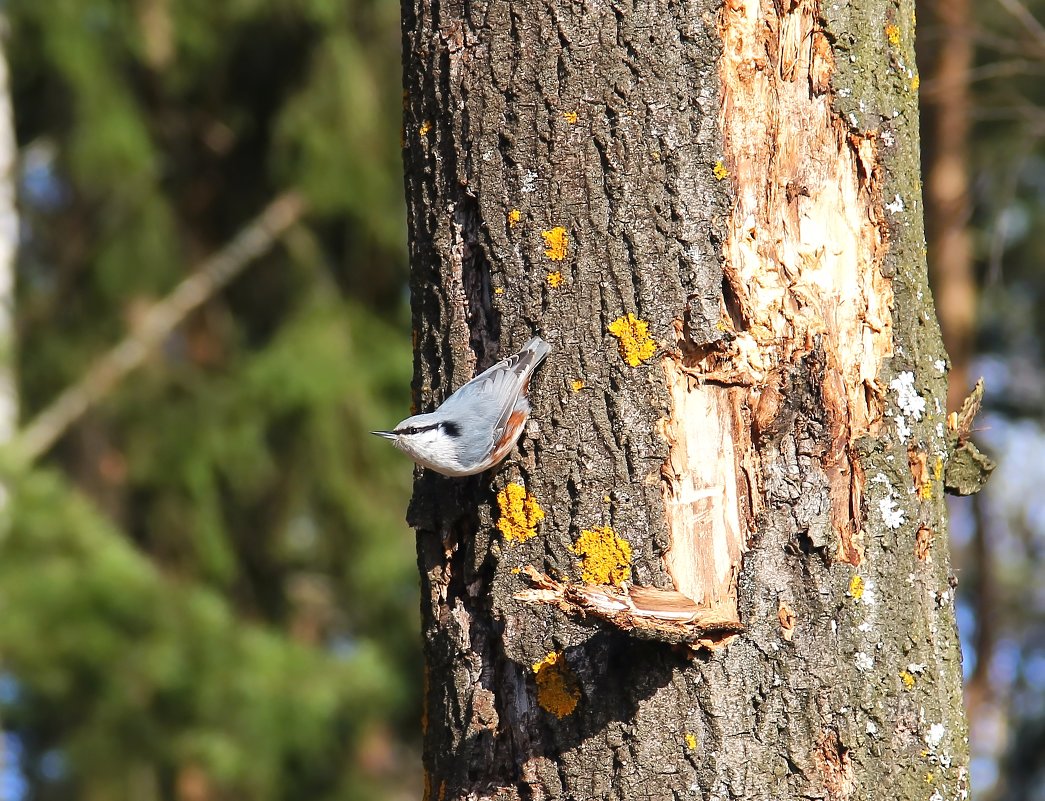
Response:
401,0,968,799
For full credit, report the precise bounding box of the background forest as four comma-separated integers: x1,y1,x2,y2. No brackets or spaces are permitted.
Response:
0,0,1040,800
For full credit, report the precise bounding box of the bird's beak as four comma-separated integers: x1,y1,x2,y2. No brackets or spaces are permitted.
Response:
371,430,398,440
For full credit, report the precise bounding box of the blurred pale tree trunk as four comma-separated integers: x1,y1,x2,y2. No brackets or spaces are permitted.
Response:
402,0,971,798
0,18,16,445
0,12,16,789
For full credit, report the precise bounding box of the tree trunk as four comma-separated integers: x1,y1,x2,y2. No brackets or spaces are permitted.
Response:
0,15,17,791
920,0,975,415
401,0,969,798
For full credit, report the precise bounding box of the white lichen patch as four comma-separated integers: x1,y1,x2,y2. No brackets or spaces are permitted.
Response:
866,719,878,736
879,496,905,529
934,359,946,373
854,651,875,672
890,371,926,420
908,662,928,674
885,194,905,213
926,722,946,749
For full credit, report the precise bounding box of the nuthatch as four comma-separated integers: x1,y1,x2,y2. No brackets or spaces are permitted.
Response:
372,337,551,476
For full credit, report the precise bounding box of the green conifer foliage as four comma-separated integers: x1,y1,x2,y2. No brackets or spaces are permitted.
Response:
2,0,417,797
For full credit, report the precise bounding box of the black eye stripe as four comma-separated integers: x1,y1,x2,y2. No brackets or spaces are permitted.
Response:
395,423,444,436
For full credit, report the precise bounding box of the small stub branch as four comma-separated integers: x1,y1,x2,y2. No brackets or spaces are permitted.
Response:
515,567,744,651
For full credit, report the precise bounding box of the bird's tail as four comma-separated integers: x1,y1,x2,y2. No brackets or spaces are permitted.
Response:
511,336,552,378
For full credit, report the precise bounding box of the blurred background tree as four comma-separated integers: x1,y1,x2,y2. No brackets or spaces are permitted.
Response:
0,0,419,799
919,0,1045,798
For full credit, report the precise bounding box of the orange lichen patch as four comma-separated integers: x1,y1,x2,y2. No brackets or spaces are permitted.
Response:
609,313,657,366
571,526,632,586
496,483,545,543
915,525,934,561
900,670,916,689
532,652,580,717
685,733,698,750
713,160,729,180
571,379,585,393
562,110,578,124
848,574,865,600
778,599,796,642
885,23,901,46
541,226,568,261
910,74,920,93
507,208,521,228
418,119,432,136
546,271,564,288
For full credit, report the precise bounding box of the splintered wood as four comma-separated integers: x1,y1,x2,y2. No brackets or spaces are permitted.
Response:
515,567,744,650
658,0,894,624
659,365,747,622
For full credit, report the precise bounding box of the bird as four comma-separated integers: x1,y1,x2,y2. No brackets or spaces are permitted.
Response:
372,336,551,476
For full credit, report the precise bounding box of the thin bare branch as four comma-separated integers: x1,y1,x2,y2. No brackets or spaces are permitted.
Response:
14,191,307,463
996,0,1045,54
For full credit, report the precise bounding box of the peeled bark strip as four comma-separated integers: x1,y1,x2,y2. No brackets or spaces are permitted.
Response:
402,0,968,797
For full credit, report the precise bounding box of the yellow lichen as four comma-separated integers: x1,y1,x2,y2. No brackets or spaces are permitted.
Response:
496,483,545,543
571,379,585,393
507,208,521,228
900,670,916,689
608,313,657,367
713,160,729,181
933,455,943,481
918,477,934,500
911,74,921,93
562,110,578,124
571,526,632,586
885,23,901,46
541,227,569,261
418,119,432,136
925,772,935,785
494,287,505,295
685,733,698,750
848,574,865,600
532,651,580,717
650,150,661,162
546,271,564,288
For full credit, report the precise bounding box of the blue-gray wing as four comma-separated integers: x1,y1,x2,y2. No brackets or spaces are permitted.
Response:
439,337,551,466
